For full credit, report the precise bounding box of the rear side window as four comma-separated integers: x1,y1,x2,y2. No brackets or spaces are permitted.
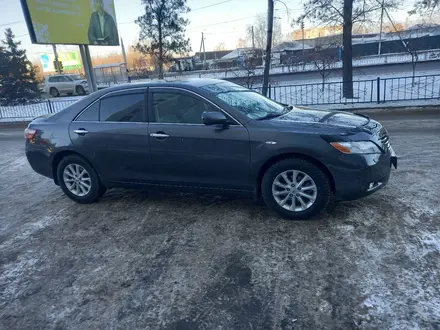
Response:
76,101,99,121
100,93,145,122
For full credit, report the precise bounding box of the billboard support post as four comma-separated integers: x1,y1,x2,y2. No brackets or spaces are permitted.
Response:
84,45,97,92
52,45,62,74
79,45,97,93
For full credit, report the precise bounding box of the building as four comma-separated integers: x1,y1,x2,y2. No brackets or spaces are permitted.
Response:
293,26,342,40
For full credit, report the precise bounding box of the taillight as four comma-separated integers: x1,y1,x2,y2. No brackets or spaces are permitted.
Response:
24,128,38,141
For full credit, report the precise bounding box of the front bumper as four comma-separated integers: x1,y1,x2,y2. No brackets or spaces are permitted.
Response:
328,151,396,201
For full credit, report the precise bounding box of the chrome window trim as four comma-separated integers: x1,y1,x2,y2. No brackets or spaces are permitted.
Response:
149,86,243,127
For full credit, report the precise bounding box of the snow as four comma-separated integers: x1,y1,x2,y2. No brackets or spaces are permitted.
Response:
163,49,440,80
0,100,75,122
263,72,440,108
1,52,440,122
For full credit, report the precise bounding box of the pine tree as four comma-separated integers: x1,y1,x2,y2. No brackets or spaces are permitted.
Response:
135,0,191,79
0,28,40,106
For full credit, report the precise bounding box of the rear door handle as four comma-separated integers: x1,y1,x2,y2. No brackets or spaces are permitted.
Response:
73,129,89,135
150,133,169,138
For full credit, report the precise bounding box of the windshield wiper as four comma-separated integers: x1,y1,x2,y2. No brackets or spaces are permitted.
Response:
256,112,284,120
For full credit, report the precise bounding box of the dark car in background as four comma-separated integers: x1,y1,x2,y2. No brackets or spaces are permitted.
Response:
24,79,397,220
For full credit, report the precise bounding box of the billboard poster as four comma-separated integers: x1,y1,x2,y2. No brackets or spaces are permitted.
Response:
21,0,119,46
40,51,83,72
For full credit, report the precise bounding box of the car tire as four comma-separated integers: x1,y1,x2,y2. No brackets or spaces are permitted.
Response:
57,154,106,204
262,158,331,220
76,85,86,95
50,87,60,97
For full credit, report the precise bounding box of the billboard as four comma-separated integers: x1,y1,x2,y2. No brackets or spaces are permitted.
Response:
21,0,119,46
40,51,82,72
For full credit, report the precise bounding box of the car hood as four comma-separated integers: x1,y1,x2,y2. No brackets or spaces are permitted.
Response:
272,106,369,128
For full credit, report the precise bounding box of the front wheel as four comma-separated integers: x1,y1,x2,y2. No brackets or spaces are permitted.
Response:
57,155,106,204
262,158,331,220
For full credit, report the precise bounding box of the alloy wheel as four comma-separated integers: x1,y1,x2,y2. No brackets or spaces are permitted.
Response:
63,164,92,197
271,170,317,212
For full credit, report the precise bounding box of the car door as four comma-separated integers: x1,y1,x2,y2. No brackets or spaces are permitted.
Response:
70,88,153,184
147,87,251,191
56,76,69,93
63,76,75,93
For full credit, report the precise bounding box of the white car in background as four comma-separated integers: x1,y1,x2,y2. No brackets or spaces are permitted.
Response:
44,74,88,97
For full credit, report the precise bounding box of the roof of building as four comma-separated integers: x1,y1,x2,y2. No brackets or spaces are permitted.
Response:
94,63,126,69
194,50,233,61
272,41,313,52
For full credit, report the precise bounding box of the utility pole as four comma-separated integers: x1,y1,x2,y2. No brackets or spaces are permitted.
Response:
121,37,130,82
252,26,255,49
121,37,128,69
262,0,274,97
301,20,305,52
378,0,385,56
199,32,206,68
52,44,62,74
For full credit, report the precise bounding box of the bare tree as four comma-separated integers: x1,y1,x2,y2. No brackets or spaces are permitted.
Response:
233,52,263,89
236,37,248,48
310,43,338,88
394,24,438,84
246,13,283,49
295,0,398,98
214,42,226,51
411,0,440,15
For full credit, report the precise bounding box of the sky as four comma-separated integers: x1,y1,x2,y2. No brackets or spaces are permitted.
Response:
0,0,411,62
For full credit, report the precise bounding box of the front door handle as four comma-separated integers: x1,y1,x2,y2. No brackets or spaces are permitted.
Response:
150,133,169,138
73,129,89,135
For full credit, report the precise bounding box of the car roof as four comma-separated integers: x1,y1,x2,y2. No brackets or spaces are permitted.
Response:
97,78,230,92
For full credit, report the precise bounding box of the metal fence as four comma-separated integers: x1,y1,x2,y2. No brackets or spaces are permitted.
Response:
1,73,439,121
259,74,440,106
0,99,76,120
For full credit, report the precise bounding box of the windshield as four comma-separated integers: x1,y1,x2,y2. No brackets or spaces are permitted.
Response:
200,82,288,120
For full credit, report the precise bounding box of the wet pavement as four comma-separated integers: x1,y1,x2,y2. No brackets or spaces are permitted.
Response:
1,109,439,329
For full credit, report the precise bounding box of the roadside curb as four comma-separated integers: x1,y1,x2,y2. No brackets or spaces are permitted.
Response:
0,122,31,128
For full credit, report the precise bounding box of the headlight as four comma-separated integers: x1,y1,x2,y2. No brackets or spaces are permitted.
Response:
330,141,381,154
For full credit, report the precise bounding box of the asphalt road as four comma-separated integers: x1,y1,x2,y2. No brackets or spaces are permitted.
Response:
1,109,439,329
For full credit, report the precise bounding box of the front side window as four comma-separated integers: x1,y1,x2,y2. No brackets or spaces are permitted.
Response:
48,76,57,83
201,81,288,120
100,93,145,122
152,92,219,124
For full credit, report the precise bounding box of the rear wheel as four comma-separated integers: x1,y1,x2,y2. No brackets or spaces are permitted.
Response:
76,85,86,95
262,158,331,220
57,155,106,204
50,87,60,97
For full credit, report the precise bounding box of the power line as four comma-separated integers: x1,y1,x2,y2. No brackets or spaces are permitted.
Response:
191,0,234,12
0,20,24,28
118,0,236,25
189,15,258,30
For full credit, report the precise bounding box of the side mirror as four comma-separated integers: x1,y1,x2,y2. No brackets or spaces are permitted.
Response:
202,111,228,126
